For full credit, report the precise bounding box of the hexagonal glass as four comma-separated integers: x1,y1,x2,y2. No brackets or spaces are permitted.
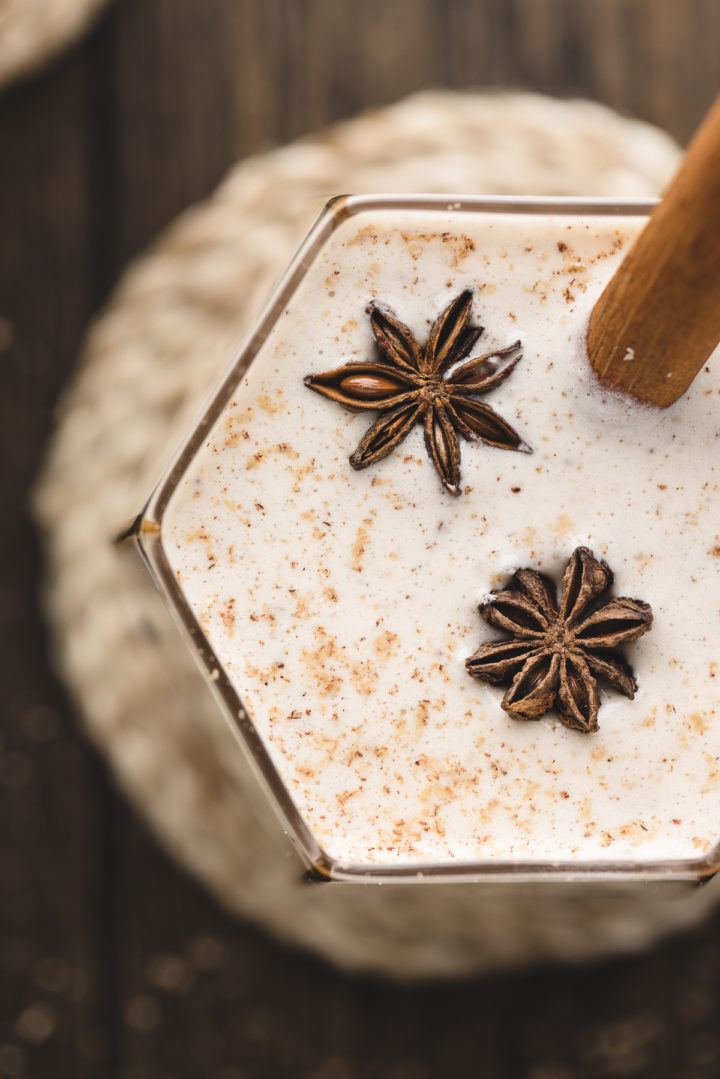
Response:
129,194,719,885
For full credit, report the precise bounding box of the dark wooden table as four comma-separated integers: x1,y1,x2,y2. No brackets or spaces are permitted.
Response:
1,3,719,1076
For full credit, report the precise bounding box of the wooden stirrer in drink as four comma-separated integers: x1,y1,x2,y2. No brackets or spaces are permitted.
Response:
587,96,720,407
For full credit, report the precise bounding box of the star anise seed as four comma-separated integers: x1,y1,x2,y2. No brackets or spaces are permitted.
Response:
465,546,653,732
304,290,530,495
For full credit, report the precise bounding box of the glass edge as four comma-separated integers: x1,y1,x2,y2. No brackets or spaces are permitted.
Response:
132,521,329,876
320,855,719,885
340,193,660,216
131,191,715,888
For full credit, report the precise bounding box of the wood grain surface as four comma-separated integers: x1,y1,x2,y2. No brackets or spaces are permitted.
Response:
1,2,719,1077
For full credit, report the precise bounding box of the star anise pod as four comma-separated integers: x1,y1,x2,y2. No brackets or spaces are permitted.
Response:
304,290,529,495
465,546,653,733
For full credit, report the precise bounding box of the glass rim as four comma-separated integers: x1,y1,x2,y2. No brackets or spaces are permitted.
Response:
129,193,717,885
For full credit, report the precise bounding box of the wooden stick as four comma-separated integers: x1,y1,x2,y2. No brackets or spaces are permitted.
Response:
587,96,720,408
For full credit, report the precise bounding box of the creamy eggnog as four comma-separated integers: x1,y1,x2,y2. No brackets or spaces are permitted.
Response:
145,197,720,878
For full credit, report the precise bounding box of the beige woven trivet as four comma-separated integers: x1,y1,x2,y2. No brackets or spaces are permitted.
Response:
35,91,720,979
0,0,111,91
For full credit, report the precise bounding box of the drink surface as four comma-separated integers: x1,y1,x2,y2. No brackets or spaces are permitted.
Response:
161,205,720,870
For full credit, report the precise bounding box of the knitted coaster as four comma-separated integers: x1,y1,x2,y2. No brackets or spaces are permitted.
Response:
36,91,718,978
0,0,111,92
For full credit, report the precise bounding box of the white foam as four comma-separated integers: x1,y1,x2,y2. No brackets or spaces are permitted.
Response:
162,207,720,869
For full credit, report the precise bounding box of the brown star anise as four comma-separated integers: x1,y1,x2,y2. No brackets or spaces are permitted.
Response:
465,547,653,733
304,290,529,496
